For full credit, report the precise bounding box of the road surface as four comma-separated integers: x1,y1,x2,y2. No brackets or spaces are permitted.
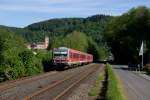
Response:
113,65,150,100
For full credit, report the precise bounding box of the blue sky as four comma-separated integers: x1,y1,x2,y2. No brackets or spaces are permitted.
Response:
0,0,150,27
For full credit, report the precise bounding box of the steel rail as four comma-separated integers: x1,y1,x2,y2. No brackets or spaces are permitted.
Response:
23,65,99,100
52,66,99,100
0,71,57,92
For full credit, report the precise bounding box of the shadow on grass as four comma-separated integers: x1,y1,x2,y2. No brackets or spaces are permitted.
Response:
96,70,108,100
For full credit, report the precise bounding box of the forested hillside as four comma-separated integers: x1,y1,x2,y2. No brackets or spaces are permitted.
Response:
104,6,150,64
0,15,111,44
26,15,111,44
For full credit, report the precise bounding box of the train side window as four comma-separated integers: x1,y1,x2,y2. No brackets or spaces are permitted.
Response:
77,54,79,58
70,53,72,58
73,53,79,58
75,53,77,58
73,53,75,58
75,53,78,58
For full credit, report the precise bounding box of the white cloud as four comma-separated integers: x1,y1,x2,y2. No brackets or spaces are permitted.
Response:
0,4,94,14
0,0,149,14
0,0,101,13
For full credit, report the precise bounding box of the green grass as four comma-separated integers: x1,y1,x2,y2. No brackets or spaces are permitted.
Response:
106,63,123,100
88,70,105,96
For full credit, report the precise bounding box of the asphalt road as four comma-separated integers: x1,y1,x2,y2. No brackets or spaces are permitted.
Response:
113,65,150,100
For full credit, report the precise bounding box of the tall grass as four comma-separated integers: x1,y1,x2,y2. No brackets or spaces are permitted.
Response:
106,63,123,100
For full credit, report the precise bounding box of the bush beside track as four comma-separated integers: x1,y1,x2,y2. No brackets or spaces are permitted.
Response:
106,63,123,100
144,64,150,74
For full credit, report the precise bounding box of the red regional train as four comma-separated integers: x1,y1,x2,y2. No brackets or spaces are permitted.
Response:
52,47,93,67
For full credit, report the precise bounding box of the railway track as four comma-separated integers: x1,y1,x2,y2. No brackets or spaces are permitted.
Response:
0,71,57,92
0,64,102,100
23,64,101,100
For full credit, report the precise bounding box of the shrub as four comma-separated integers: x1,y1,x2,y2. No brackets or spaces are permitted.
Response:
144,64,150,74
19,50,44,76
36,50,52,72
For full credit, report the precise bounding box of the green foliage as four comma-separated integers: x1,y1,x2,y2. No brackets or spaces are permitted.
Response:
36,50,52,72
104,6,150,64
0,28,51,82
106,63,123,100
19,50,43,76
49,36,64,49
87,37,109,61
36,50,52,61
144,64,150,74
63,31,89,52
0,28,26,81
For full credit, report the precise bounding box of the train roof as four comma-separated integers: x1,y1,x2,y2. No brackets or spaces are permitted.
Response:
53,47,68,50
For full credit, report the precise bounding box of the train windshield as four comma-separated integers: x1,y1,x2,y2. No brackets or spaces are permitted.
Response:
54,53,67,57
53,47,68,57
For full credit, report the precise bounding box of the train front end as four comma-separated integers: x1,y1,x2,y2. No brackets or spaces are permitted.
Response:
53,47,69,66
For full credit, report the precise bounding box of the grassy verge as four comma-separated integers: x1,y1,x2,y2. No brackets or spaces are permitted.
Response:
106,63,123,100
88,70,105,96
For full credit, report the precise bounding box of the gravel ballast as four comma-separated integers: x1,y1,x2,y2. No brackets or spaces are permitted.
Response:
66,65,104,100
